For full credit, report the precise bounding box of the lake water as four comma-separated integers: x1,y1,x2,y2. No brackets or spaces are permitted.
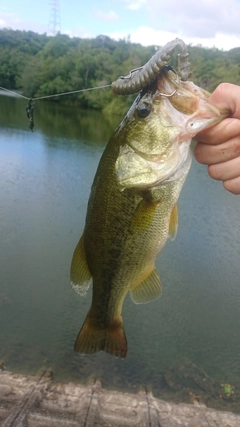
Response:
0,94,240,411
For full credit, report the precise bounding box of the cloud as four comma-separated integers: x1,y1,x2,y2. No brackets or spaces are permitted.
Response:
145,0,240,39
118,0,240,40
64,27,94,39
109,27,178,47
0,11,46,33
123,0,147,10
108,26,240,51
93,9,119,23
0,12,17,29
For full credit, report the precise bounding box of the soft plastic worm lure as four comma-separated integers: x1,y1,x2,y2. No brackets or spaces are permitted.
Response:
111,38,190,95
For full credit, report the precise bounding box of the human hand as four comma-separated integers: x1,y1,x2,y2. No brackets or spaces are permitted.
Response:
194,83,240,194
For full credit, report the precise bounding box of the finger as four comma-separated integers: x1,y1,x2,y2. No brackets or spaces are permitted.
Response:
223,176,240,195
207,83,240,118
194,136,240,165
208,156,240,181
195,118,240,145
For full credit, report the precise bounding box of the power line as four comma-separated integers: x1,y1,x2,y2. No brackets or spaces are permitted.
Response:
49,0,61,36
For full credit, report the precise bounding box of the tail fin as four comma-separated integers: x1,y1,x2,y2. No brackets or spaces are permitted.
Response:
74,311,127,358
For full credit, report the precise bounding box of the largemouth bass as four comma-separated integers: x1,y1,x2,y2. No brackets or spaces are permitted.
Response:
71,67,228,358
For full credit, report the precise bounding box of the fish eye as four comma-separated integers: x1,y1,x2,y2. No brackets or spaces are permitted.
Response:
136,102,152,118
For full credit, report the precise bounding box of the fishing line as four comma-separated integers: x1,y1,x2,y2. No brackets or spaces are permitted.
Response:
1,39,190,131
0,84,112,101
0,72,177,131
32,84,112,100
0,84,112,131
0,86,29,100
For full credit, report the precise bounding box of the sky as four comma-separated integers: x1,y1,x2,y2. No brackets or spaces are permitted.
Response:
1,0,240,51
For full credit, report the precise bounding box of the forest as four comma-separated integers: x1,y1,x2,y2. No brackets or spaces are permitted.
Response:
1,28,240,115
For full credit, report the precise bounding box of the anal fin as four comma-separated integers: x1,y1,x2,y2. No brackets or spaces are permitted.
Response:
70,234,92,296
130,267,162,304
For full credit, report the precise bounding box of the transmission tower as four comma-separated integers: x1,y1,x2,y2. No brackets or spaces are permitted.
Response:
49,0,61,36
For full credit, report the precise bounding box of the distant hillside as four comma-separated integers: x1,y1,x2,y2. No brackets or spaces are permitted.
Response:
1,29,240,114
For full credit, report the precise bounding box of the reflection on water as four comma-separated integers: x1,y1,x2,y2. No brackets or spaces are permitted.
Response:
0,95,240,413
0,93,120,143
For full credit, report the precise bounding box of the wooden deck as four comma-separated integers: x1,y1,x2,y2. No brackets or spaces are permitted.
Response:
0,369,240,427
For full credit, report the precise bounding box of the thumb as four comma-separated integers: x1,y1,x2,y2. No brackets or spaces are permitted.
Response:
207,83,240,119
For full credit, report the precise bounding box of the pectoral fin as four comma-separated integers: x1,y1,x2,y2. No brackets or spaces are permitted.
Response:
70,234,92,295
130,267,162,304
169,204,178,241
130,199,159,233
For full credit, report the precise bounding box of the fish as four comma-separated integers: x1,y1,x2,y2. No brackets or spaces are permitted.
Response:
70,67,228,358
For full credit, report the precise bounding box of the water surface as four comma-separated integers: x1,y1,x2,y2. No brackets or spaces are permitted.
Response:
0,94,240,411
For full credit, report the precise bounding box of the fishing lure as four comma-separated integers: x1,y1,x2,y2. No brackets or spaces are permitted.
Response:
111,38,190,95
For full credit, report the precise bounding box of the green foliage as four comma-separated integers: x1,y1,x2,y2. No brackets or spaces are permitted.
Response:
1,28,240,113
188,46,240,91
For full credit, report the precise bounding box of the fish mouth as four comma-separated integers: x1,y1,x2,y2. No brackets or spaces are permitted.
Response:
116,69,229,191
182,101,229,138
157,69,229,128
115,99,228,191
